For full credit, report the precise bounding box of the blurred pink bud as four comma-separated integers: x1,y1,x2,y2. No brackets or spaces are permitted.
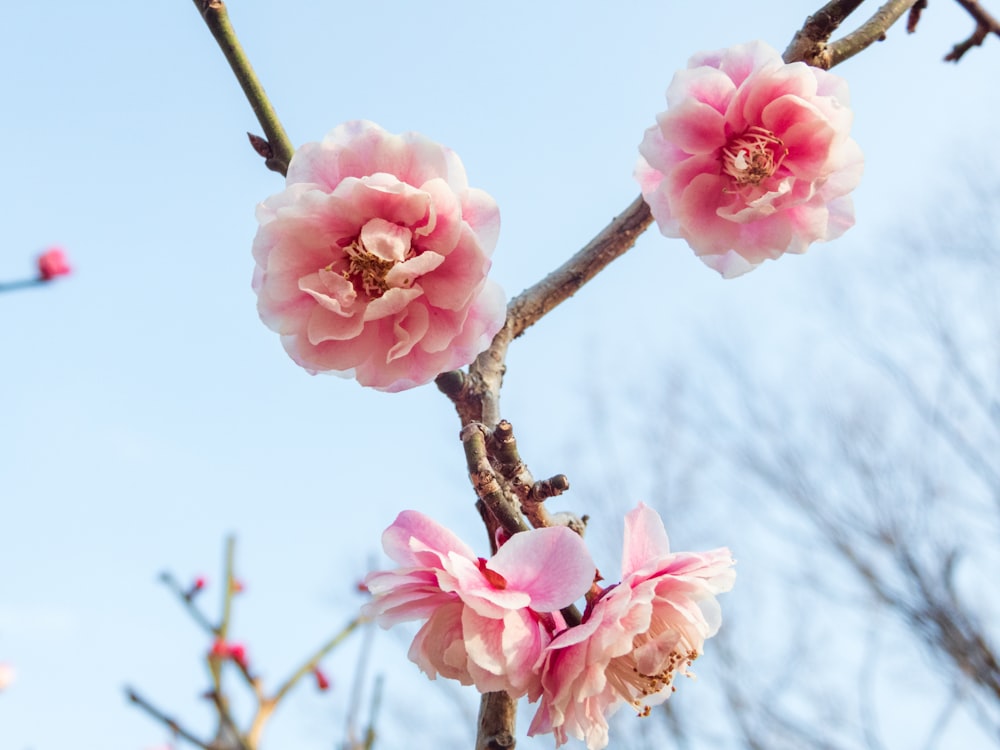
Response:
0,663,15,691
193,576,207,590
37,247,71,281
313,667,331,691
209,639,249,669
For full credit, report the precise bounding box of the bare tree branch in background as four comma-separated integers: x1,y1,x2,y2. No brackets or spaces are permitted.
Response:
580,180,1000,749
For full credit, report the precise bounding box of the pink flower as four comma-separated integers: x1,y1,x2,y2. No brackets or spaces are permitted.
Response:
252,121,506,391
529,504,735,749
636,40,863,278
37,247,71,281
363,511,595,698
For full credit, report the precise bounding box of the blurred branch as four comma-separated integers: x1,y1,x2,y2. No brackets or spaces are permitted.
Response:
126,687,212,750
190,0,294,175
0,279,45,294
159,571,217,636
269,617,363,706
946,0,1000,60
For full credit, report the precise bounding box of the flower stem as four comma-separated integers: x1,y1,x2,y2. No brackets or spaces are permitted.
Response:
191,0,294,175
0,278,45,293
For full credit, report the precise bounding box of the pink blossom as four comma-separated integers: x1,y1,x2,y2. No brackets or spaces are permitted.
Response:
636,40,863,278
529,504,735,749
252,121,506,391
363,510,595,698
37,247,71,281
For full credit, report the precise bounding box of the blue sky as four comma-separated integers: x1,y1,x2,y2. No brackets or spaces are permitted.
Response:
2,1,997,748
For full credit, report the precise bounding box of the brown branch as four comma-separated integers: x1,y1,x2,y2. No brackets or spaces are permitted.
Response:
826,0,923,67
190,1,294,175
462,423,530,538
946,0,1000,60
907,0,928,32
506,195,652,341
476,691,518,750
785,0,921,67
437,196,653,429
784,0,869,64
126,688,212,750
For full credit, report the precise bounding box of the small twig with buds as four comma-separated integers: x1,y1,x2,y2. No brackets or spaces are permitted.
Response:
487,420,578,532
462,423,530,539
190,0,294,175
159,572,216,635
132,538,361,750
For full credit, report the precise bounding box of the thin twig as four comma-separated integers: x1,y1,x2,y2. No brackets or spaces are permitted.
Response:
826,0,923,68
0,278,45,293
126,687,212,750
159,572,217,636
270,617,363,706
907,0,928,32
946,0,1000,60
190,0,294,175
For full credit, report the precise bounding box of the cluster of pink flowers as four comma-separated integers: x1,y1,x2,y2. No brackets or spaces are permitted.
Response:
364,505,734,749
636,40,863,277
252,121,506,392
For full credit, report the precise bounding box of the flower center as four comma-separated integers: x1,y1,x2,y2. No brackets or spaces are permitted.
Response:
721,126,788,186
605,643,700,717
339,218,414,299
342,240,396,298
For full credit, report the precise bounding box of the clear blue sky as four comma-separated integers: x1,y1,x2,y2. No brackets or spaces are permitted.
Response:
1,2,996,748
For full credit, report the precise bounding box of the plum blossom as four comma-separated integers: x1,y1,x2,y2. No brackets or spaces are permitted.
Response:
37,247,71,281
363,510,595,699
528,504,735,750
252,120,506,391
636,40,863,277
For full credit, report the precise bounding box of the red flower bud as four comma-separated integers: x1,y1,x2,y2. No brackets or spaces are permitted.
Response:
313,667,330,691
37,248,71,281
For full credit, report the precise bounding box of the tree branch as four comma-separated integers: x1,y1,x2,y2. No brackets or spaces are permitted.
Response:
506,195,652,340
126,687,212,750
785,0,920,67
826,0,922,67
190,0,294,175
946,0,1000,60
784,0,869,64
